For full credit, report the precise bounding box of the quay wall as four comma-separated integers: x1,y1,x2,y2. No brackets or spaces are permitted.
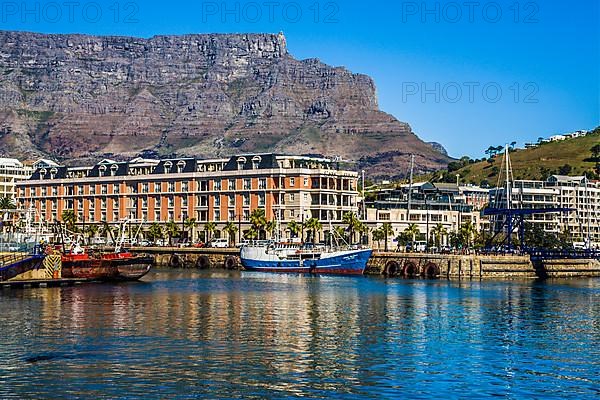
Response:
133,247,600,279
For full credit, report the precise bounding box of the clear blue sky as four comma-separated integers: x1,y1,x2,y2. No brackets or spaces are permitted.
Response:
2,0,598,158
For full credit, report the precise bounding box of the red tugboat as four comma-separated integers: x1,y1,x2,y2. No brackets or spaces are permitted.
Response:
60,221,153,281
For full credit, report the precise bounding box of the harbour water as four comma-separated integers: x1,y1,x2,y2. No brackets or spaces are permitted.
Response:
1,270,599,399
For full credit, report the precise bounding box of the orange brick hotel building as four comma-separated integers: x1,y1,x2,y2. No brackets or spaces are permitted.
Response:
16,154,359,240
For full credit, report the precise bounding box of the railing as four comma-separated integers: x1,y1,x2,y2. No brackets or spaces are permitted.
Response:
0,245,45,281
528,249,600,260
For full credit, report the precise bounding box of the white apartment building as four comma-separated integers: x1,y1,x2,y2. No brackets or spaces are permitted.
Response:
0,158,33,199
488,175,600,246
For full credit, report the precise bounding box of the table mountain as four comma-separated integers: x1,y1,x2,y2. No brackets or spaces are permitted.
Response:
0,30,450,178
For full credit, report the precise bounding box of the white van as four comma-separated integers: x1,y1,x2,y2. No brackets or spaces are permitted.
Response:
208,238,229,248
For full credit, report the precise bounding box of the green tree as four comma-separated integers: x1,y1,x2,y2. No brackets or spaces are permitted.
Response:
61,209,77,232
148,223,164,242
342,211,361,243
380,222,394,252
372,228,385,250
591,144,600,160
304,217,322,244
249,209,267,238
204,221,217,242
459,221,476,248
264,219,277,239
223,221,238,247
86,224,99,242
0,196,15,211
183,218,197,241
286,220,302,239
431,223,447,248
244,227,259,240
165,220,180,246
404,223,421,246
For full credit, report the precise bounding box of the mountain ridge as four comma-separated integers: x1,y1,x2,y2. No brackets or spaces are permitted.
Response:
0,30,450,177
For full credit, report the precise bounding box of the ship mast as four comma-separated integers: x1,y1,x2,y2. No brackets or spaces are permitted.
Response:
407,154,414,220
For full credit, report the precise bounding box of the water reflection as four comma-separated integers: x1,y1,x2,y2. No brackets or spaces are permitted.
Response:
1,271,599,398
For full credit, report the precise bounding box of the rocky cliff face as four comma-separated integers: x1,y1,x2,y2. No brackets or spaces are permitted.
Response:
0,30,449,178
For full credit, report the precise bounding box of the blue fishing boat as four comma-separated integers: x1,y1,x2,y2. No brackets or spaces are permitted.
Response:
240,243,372,275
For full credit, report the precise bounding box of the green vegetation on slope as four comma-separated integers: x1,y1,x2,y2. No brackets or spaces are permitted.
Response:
429,127,600,186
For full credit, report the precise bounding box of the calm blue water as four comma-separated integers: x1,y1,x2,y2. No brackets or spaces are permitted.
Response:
1,270,599,399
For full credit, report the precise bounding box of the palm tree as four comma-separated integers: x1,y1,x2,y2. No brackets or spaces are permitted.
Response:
0,196,16,232
432,223,447,248
304,217,322,244
342,211,360,243
0,196,15,211
148,223,164,243
372,228,384,251
204,221,217,242
61,209,77,232
86,224,99,243
404,224,421,250
249,209,267,238
244,227,259,240
286,220,302,240
223,221,238,247
333,226,346,243
380,222,394,252
165,220,180,246
264,219,277,239
460,221,476,248
183,217,197,241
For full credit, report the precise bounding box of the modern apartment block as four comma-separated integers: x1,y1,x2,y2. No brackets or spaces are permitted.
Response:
488,175,600,246
0,158,34,199
366,182,485,248
15,154,359,240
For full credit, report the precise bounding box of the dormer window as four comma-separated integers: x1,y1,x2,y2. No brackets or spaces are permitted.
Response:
177,160,186,173
110,164,118,176
164,161,173,174
237,157,247,171
252,156,261,169
50,168,58,179
39,168,47,179
99,164,107,177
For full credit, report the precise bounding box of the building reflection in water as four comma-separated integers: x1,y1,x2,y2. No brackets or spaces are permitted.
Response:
1,272,599,398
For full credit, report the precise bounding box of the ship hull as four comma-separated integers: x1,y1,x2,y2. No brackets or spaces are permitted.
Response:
62,254,152,281
241,248,372,275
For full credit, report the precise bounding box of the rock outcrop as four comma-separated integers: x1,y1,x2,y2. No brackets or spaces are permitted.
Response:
0,30,450,178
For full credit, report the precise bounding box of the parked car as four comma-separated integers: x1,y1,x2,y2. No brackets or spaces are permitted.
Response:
155,239,168,246
138,239,151,247
192,242,205,248
207,238,229,248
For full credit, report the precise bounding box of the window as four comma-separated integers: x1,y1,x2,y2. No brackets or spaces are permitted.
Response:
214,180,222,191
90,185,96,195
168,182,175,192
304,178,308,187
243,209,250,220
113,184,120,194
258,178,267,190
101,199,107,209
198,195,208,207
142,198,148,208
182,196,188,208
101,184,107,195
243,193,250,206
198,180,208,191
290,177,295,186
182,181,189,192
258,193,265,206
168,197,174,208
168,211,174,221
243,179,251,190
113,210,119,221
380,213,390,221
229,179,236,190
52,186,57,196
154,183,161,193
154,211,161,222
289,193,295,202
229,210,235,221
142,183,148,193
229,194,235,207
214,210,221,221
